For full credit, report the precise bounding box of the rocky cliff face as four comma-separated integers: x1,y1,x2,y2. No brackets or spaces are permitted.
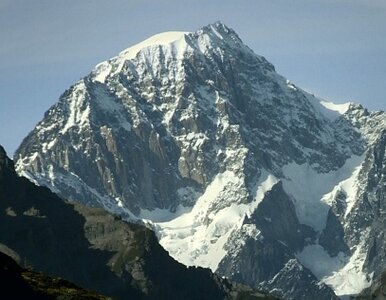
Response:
355,270,386,300
14,22,386,299
0,145,274,300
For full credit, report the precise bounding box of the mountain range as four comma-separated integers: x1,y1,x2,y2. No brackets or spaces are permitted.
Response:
13,22,386,299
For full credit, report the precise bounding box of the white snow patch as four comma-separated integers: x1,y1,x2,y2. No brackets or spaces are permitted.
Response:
321,157,365,218
15,153,38,177
308,95,351,121
297,231,372,297
320,100,351,115
286,79,297,91
210,24,224,40
323,236,373,296
282,155,364,232
61,81,90,134
91,31,190,84
139,205,191,223
146,169,277,272
41,138,58,154
297,244,347,279
241,223,261,240
119,31,188,61
93,61,112,83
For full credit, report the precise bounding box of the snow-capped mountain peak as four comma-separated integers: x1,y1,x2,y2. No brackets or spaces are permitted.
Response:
93,31,188,84
15,22,386,300
119,31,188,59
91,21,252,85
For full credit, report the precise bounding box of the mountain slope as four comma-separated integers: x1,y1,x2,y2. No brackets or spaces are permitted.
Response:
14,22,386,299
0,145,274,300
0,251,111,300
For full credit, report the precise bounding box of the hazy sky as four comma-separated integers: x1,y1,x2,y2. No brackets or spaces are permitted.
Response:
1,0,386,155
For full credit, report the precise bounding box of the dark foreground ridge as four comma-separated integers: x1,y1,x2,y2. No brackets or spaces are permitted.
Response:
0,251,111,299
0,145,276,300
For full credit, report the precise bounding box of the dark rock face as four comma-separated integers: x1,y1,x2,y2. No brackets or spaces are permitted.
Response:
0,146,274,300
319,209,350,257
355,271,386,300
260,259,338,300
350,131,386,278
251,182,315,252
0,145,12,179
217,182,330,300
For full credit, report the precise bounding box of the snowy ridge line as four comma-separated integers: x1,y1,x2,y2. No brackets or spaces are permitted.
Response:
93,31,189,83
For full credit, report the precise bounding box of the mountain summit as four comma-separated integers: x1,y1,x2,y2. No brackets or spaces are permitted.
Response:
15,22,386,299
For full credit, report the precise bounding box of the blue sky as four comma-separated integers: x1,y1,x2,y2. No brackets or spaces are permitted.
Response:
1,0,386,155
